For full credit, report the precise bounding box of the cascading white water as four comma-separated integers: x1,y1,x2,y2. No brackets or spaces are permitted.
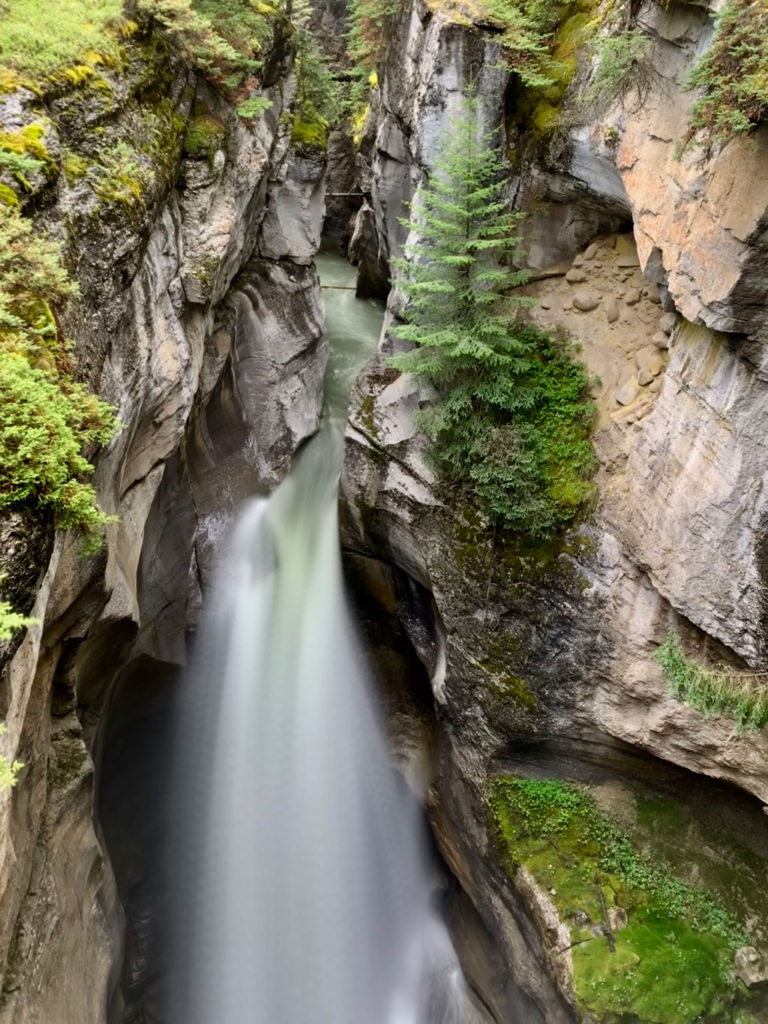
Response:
168,254,475,1024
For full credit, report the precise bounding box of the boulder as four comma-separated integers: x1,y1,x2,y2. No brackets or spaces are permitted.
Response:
573,288,601,312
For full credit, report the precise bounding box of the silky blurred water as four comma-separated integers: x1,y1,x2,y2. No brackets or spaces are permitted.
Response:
167,254,473,1024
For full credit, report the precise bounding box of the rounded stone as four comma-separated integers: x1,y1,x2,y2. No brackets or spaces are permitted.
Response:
573,288,601,312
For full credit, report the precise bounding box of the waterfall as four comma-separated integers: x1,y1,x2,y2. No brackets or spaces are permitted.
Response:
167,254,475,1023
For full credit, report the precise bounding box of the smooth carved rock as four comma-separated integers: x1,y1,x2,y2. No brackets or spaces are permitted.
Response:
573,288,601,312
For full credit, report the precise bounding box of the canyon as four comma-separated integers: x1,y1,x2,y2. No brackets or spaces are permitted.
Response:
1,0,768,1022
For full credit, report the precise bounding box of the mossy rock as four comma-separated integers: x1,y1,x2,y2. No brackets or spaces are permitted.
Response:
489,776,767,1024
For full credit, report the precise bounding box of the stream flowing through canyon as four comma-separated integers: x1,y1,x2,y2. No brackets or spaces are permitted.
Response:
166,254,473,1023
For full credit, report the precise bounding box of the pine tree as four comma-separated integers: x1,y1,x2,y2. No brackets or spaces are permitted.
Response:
389,92,597,540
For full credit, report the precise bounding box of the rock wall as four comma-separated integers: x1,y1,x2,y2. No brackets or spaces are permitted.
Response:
0,21,327,1023
340,0,768,1019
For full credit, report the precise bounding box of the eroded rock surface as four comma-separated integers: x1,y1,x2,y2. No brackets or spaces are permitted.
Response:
340,0,768,1019
0,23,327,1023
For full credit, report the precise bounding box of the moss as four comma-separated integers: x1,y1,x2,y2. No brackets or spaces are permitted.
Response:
0,183,20,208
490,777,759,1024
48,735,89,791
290,113,329,151
183,111,227,164
506,0,600,150
359,392,379,438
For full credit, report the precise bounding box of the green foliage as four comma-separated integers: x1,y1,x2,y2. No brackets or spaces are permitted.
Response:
653,632,768,732
345,0,405,101
686,0,768,149
0,206,116,540
490,777,751,1024
290,0,343,149
0,0,124,82
235,96,273,119
389,92,597,539
0,599,36,642
0,351,114,531
0,724,24,794
480,0,569,89
183,112,227,161
132,0,274,88
584,28,653,112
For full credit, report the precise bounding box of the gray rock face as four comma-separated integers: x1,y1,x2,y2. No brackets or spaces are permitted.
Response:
0,27,327,1024
349,0,507,298
340,0,768,1019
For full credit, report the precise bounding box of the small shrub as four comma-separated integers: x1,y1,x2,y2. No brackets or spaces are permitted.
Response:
0,599,36,643
653,631,768,732
183,112,227,161
0,724,24,793
0,351,115,532
686,0,768,149
289,0,343,150
0,0,124,80
584,29,654,113
0,206,117,541
235,96,272,120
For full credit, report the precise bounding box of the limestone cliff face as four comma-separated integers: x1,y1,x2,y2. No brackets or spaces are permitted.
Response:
0,24,327,1023
341,0,768,1018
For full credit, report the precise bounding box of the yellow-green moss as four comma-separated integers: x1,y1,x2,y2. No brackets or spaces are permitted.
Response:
489,777,757,1024
291,114,329,151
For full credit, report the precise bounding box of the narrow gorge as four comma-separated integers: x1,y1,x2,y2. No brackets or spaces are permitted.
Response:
0,0,767,1022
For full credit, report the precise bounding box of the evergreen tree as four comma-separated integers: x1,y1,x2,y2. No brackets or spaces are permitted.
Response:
389,92,597,540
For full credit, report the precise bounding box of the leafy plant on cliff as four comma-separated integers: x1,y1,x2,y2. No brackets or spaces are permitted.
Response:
686,0,768,149
291,0,344,150
0,724,24,793
654,631,768,732
388,92,597,539
130,0,277,102
584,28,654,113
346,0,405,101
0,0,124,83
0,207,117,541
490,777,750,1024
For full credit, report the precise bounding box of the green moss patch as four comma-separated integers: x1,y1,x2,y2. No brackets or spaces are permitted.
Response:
0,0,124,79
490,777,761,1024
